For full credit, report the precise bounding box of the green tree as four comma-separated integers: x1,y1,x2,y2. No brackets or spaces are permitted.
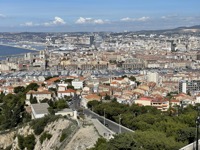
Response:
133,131,185,150
86,99,198,148
48,107,55,115
18,135,25,150
17,134,36,150
104,94,110,100
129,76,136,81
14,86,25,94
49,87,57,95
22,112,32,123
23,134,36,150
67,85,74,89
88,138,107,150
25,83,39,92
108,133,137,150
29,93,33,101
41,83,46,87
31,117,49,135
111,97,117,102
41,98,49,103
54,99,68,110
31,116,59,136
87,100,101,109
176,127,196,143
0,91,5,103
64,79,73,84
30,97,37,104
39,131,52,144
0,94,24,130
121,75,127,78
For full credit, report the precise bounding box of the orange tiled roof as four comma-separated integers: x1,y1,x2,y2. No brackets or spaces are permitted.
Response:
85,94,101,101
46,77,60,83
111,81,118,84
27,90,51,95
139,96,154,101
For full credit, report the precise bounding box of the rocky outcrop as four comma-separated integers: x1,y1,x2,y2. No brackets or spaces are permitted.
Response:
0,117,100,150
0,131,15,149
34,118,71,150
0,118,75,150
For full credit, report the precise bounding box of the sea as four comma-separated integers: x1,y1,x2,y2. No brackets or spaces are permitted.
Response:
0,45,44,58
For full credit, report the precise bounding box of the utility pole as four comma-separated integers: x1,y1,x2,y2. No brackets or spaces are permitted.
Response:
104,108,106,126
119,114,122,134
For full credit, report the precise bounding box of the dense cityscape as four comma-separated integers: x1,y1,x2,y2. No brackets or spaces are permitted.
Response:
1,0,200,150
0,28,199,149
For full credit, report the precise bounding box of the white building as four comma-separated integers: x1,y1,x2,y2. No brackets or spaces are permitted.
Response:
58,83,68,91
196,95,200,103
55,108,74,117
26,90,52,102
147,72,160,85
72,79,84,89
31,103,49,119
57,89,76,98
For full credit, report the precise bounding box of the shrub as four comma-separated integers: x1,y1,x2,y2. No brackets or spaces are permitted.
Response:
23,134,36,150
60,132,67,142
39,131,52,144
18,134,36,150
31,116,59,135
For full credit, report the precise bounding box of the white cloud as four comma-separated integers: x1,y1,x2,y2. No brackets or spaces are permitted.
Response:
94,19,104,24
161,15,178,20
43,16,66,26
53,17,65,25
21,16,66,27
75,17,105,24
137,17,150,21
22,22,34,27
161,16,167,19
0,14,6,18
121,17,133,21
121,16,150,22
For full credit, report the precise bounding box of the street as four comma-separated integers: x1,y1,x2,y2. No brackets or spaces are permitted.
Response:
70,94,133,133
84,109,133,133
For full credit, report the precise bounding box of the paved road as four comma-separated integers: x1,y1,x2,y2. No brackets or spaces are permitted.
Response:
84,109,133,134
91,119,115,140
70,94,133,134
69,94,81,110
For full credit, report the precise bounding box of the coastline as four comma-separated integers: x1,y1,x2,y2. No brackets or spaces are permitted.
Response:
0,44,40,59
0,43,40,52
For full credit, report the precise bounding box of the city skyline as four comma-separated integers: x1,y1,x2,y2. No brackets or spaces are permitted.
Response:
0,0,200,32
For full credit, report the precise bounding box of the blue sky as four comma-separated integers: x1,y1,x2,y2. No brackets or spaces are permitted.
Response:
0,0,200,32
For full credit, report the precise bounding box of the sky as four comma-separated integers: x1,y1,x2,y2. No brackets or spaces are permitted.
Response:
0,0,200,32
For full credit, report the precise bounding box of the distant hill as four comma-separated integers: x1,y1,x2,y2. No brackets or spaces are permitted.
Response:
178,25,200,29
135,25,200,34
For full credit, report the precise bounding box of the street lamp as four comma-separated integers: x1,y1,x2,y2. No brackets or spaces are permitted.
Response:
104,109,106,126
119,114,122,134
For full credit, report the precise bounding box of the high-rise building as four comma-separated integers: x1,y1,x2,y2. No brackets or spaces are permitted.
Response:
90,36,94,46
179,80,200,94
147,72,159,84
